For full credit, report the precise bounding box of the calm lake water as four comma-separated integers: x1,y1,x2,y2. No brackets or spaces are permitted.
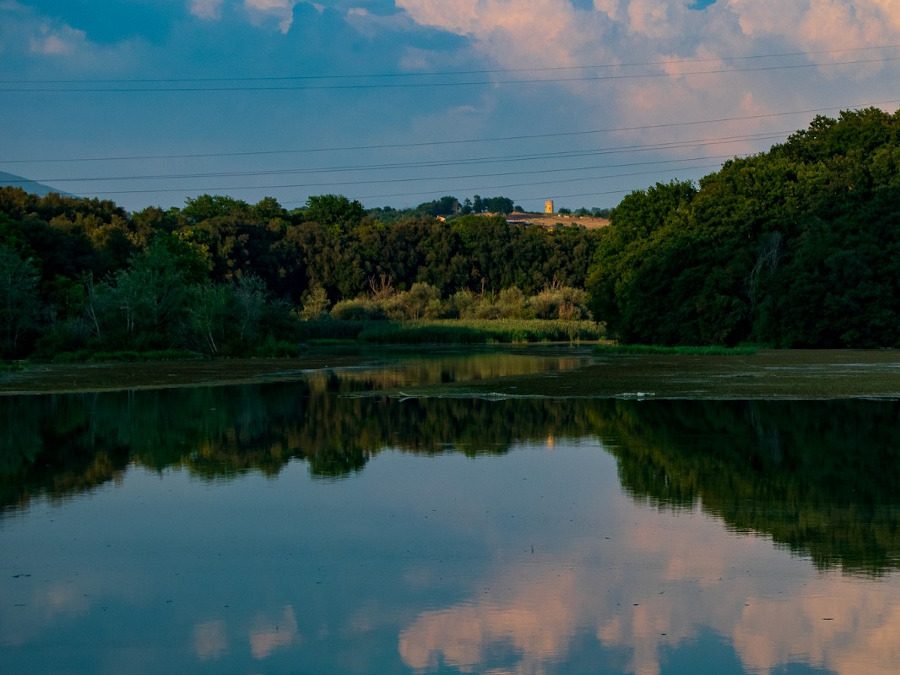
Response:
2,350,899,674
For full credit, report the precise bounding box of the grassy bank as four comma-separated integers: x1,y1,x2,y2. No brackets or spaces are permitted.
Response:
359,319,602,344
299,319,604,345
5,320,603,366
298,319,603,345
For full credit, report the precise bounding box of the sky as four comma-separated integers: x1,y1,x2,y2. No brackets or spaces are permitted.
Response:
0,0,898,212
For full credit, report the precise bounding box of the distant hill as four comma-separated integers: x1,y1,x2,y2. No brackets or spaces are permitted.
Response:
0,171,73,197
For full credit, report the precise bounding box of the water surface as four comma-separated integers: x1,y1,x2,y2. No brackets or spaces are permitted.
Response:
2,351,899,674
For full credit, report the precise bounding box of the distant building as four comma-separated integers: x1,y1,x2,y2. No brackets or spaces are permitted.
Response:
544,199,554,214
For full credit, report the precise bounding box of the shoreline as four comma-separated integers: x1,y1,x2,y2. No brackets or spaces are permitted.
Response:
1,347,899,399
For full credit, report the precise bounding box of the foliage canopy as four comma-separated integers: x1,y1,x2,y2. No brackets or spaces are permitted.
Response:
587,108,900,347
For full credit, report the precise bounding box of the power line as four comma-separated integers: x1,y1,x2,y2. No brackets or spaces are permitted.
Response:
4,44,898,84
286,186,640,207
68,156,734,195
80,161,726,199
353,164,724,202
4,55,899,92
2,99,895,165
15,132,785,188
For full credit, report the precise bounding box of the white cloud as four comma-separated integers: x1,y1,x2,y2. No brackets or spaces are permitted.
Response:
244,0,299,33
394,0,899,153
626,0,688,38
345,5,420,37
0,2,142,72
397,0,900,69
396,0,606,73
593,0,623,21
28,23,86,56
725,0,900,51
189,0,225,21
188,0,303,32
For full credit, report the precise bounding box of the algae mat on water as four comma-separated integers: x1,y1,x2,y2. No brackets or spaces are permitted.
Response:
377,348,900,400
1,348,899,399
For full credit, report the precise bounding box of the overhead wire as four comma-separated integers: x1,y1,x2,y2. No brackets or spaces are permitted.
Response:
2,99,896,166
0,43,900,84
74,158,730,195
5,55,899,92
80,161,727,199
5,131,788,185
353,164,726,202
3,41,895,207
13,155,735,192
4,43,898,84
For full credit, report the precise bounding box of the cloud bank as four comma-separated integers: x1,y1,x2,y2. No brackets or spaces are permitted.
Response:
394,0,899,145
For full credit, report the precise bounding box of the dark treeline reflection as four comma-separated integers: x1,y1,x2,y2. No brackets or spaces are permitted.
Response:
595,399,900,575
0,378,596,508
2,385,899,573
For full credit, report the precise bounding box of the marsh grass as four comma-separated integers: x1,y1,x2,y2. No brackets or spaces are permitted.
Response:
357,319,603,344
296,320,368,341
295,319,603,345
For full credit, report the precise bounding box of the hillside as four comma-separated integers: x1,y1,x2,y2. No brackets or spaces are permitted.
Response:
0,171,72,197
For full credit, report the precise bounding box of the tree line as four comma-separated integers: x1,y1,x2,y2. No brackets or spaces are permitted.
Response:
0,189,600,358
588,107,900,347
2,107,897,357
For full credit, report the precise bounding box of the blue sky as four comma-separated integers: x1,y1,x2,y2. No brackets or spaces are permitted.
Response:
1,0,898,212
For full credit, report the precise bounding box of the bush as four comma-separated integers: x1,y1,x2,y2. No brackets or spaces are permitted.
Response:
253,336,301,357
330,298,386,321
530,285,591,320
298,286,330,321
496,287,531,319
446,289,477,318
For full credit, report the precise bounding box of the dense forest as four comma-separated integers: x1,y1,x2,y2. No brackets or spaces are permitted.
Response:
0,189,599,359
1,107,898,359
589,107,900,347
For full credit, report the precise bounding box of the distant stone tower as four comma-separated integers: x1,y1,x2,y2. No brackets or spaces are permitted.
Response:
544,199,554,214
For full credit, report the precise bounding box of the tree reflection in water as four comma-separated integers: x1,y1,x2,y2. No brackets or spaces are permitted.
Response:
1,380,898,575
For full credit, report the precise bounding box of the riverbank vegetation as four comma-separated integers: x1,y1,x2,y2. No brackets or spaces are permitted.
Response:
0,188,599,360
1,108,897,360
588,107,899,347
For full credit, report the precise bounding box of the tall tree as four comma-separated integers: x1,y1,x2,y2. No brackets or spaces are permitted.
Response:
0,244,39,357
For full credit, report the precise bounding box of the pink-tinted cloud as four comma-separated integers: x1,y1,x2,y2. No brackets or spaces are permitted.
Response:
395,0,899,153
399,501,900,675
194,619,229,660
249,605,299,660
28,24,86,56
189,0,224,21
243,0,299,33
